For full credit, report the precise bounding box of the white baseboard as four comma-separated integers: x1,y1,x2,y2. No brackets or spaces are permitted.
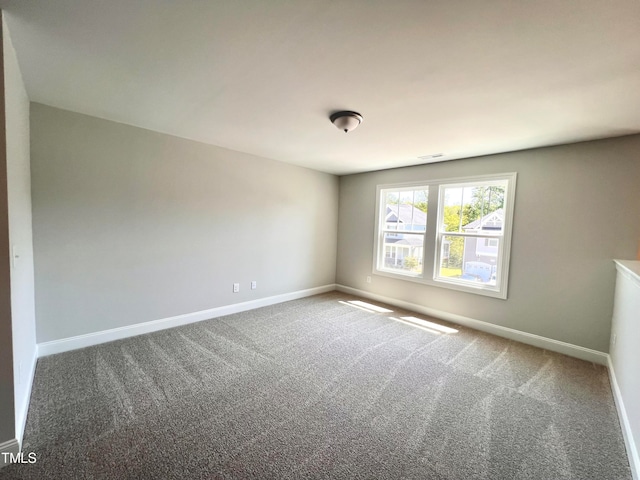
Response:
608,356,639,480
0,439,20,468
38,284,336,357
15,348,38,446
335,284,609,365
38,283,609,364
27,282,635,477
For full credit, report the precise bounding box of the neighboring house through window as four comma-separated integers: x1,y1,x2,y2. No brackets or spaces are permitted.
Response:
382,201,427,273
374,173,516,299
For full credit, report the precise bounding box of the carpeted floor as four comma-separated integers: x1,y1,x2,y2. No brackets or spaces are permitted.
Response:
0,292,632,479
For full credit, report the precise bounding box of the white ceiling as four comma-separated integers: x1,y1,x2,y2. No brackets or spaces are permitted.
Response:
2,0,640,175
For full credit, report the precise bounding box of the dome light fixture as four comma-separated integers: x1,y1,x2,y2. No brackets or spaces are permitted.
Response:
330,111,363,133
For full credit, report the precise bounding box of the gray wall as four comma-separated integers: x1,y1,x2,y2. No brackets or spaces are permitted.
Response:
4,13,36,443
0,14,15,447
31,103,339,343
337,135,640,352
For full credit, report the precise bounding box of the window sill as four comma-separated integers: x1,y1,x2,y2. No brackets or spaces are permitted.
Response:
373,269,508,300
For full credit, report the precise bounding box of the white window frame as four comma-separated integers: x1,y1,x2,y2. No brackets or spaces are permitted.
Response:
373,172,517,299
376,185,428,277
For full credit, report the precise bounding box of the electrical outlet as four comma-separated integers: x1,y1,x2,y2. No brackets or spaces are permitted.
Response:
366,276,372,283
251,280,257,290
611,333,617,345
233,283,240,293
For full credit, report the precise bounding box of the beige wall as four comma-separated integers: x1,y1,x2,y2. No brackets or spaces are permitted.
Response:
337,135,640,352
30,103,339,343
4,13,36,443
25,97,640,355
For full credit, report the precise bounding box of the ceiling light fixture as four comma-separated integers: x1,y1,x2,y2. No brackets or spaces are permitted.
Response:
330,111,363,133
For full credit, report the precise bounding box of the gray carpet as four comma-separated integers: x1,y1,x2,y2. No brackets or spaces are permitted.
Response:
0,292,632,479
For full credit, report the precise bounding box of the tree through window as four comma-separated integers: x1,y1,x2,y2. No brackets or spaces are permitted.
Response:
374,173,516,299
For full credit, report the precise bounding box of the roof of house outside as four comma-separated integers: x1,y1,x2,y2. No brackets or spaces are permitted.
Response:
385,235,424,247
463,208,504,231
385,204,427,226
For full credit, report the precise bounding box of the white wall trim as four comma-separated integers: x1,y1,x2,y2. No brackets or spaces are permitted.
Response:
608,355,639,480
0,439,20,468
15,348,37,446
336,284,609,365
38,285,336,357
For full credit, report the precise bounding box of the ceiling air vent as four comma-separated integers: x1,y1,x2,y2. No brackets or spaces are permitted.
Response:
418,153,444,161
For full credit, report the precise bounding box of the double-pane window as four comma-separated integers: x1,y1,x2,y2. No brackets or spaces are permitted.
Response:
374,173,516,299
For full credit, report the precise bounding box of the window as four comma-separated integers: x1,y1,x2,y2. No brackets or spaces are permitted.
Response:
374,173,516,299
378,187,428,275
